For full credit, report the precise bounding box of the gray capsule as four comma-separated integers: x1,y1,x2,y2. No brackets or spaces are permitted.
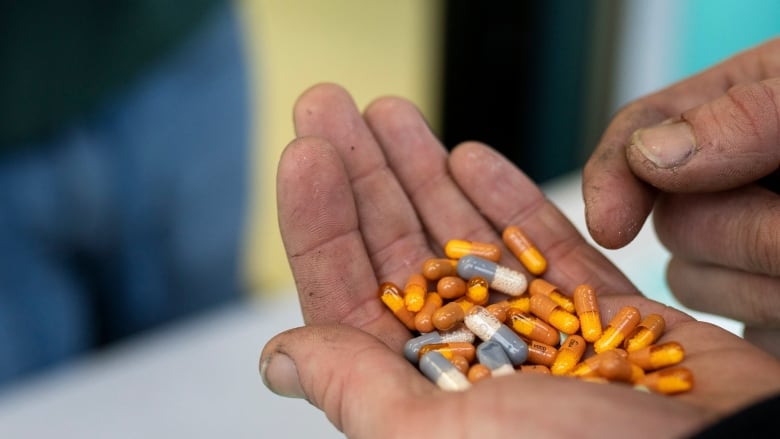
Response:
464,306,528,365
477,340,515,377
419,351,471,391
403,324,476,363
457,255,527,296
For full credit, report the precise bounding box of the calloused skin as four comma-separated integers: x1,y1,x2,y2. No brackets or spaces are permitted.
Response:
260,83,780,439
583,37,780,357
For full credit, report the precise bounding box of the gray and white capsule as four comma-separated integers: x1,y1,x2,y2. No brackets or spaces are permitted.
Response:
419,351,472,392
477,340,516,377
403,323,476,363
457,255,527,296
464,305,528,365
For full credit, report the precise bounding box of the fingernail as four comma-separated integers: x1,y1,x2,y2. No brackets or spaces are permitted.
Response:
260,352,304,399
632,121,696,168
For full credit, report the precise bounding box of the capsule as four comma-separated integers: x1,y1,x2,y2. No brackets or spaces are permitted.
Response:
569,349,627,378
467,363,492,383
449,354,471,376
403,324,476,363
596,349,633,382
419,342,477,364
530,294,580,335
518,364,551,374
502,225,547,275
594,306,641,353
403,273,428,312
464,306,528,365
432,301,466,332
465,276,490,305
414,292,443,333
445,239,501,262
419,351,472,392
573,284,602,343
421,258,459,280
437,276,467,300
551,334,586,375
525,338,559,367
457,255,527,296
507,294,531,313
529,278,575,313
627,341,685,371
636,367,694,395
506,309,561,346
477,340,515,377
379,282,416,331
624,314,666,352
486,300,511,323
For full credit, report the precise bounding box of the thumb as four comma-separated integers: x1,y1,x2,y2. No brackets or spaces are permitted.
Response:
626,78,780,192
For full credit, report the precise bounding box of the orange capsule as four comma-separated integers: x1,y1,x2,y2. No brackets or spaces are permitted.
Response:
636,367,694,395
569,349,627,378
519,364,551,374
403,273,428,312
466,276,490,305
507,294,531,313
418,342,477,364
596,349,633,382
486,300,511,323
467,363,492,383
502,225,547,275
506,309,560,346
594,306,641,353
437,276,467,300
529,294,580,335
378,282,416,331
551,334,586,375
524,338,559,367
432,301,466,332
529,278,575,313
627,341,685,371
449,354,471,376
414,292,443,333
573,284,602,343
421,258,459,280
445,239,501,262
624,314,666,352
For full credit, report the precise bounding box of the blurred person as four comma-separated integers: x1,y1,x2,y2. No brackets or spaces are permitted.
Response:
0,0,250,387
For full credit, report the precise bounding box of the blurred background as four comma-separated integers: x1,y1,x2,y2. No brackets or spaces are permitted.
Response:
1,0,779,437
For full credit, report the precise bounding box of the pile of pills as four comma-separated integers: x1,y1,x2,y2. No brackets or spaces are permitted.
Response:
379,225,693,394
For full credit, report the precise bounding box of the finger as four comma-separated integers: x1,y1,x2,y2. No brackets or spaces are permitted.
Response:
292,83,432,285
276,137,411,349
627,78,780,192
654,187,780,276
666,257,780,328
448,142,641,296
259,325,435,438
584,37,780,249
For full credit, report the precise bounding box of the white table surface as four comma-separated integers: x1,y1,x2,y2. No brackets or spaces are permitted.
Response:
0,171,742,438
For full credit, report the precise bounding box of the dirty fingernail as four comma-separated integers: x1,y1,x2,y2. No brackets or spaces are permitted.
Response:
632,121,696,168
260,352,304,399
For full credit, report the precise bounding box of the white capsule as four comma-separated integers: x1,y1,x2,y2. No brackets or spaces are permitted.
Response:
457,255,527,296
419,351,472,391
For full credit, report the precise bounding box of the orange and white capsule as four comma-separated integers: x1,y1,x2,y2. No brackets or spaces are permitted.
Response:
627,341,685,371
594,306,641,353
421,258,459,280
403,273,427,312
551,334,586,375
636,367,694,395
573,284,602,343
624,314,666,352
529,294,580,335
502,225,547,275
445,239,501,262
379,282,416,331
529,278,575,313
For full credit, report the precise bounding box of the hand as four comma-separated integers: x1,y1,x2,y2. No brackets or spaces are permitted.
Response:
583,37,780,356
260,83,780,438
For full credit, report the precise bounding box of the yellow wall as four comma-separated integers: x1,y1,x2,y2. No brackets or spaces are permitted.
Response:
237,0,443,294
